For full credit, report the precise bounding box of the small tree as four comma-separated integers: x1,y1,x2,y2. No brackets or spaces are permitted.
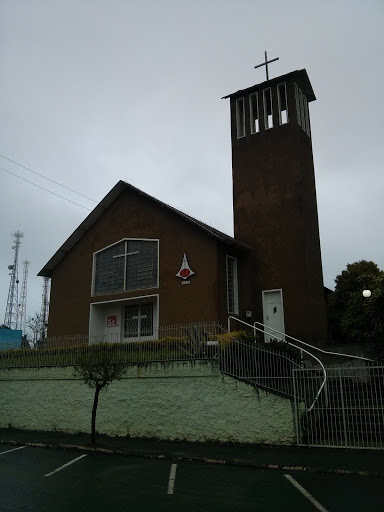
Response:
27,312,44,348
74,349,129,445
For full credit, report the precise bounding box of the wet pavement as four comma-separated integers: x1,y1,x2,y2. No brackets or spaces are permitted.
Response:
1,428,383,478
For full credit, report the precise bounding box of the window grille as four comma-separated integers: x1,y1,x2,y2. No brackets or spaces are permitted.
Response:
124,302,154,339
94,241,125,294
94,240,158,295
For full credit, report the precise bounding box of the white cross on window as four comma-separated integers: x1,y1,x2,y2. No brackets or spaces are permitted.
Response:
113,250,139,259
113,246,139,287
131,311,148,321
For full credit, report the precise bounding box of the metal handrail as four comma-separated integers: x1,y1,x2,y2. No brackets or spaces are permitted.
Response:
227,316,326,412
253,321,375,363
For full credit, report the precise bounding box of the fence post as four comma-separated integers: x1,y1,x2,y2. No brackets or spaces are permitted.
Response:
292,369,301,445
338,369,349,447
323,380,329,408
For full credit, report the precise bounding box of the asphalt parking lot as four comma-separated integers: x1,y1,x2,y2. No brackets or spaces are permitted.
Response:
1,444,384,511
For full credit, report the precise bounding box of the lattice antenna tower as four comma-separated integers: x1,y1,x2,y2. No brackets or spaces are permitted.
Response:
40,277,50,340
19,260,30,334
3,230,23,329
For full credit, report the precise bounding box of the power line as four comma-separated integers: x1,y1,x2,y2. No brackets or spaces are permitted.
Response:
0,167,91,210
0,154,97,203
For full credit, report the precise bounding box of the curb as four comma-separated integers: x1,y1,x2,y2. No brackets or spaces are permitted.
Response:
1,439,383,480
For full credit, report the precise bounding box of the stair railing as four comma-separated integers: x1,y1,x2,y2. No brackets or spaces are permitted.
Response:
253,321,375,363
227,316,326,412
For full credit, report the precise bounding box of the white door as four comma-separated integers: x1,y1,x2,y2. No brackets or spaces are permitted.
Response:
262,290,285,343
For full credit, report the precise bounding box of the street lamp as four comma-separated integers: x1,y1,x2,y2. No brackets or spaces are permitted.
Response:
363,289,372,298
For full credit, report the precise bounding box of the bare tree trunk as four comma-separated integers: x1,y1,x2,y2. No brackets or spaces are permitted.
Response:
91,385,102,445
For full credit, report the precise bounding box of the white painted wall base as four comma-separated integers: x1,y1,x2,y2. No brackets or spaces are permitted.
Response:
0,362,295,445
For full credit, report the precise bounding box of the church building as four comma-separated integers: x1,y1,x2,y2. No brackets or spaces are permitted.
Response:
38,63,328,345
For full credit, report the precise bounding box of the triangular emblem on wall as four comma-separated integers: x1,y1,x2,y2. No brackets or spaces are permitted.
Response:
176,253,195,280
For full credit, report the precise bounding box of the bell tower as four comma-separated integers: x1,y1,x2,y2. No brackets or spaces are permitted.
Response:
224,60,327,344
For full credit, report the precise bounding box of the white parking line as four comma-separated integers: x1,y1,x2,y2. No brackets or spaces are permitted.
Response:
167,463,177,495
0,445,27,455
284,474,328,512
44,454,88,477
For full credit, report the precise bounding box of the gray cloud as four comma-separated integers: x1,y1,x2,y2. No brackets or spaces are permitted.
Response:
1,0,383,321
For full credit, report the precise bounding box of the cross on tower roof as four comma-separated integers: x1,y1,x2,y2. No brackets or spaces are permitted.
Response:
254,51,279,81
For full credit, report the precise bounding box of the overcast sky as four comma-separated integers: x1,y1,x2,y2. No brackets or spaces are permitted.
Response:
1,0,383,325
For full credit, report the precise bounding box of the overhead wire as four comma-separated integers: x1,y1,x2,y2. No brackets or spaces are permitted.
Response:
0,167,91,211
0,154,97,203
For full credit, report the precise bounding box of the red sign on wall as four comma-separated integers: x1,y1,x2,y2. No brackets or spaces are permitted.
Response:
106,315,118,327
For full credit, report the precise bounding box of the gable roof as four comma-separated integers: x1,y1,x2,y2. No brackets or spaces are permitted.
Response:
38,180,249,277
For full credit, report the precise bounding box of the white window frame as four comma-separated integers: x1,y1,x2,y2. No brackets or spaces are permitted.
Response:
277,82,288,125
249,92,259,134
89,294,159,342
123,301,155,342
92,238,159,296
226,255,239,315
263,88,273,130
236,97,246,138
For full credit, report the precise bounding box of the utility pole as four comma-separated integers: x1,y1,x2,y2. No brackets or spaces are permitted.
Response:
4,231,23,329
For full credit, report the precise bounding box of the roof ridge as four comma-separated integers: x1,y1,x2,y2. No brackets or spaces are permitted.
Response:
38,181,249,277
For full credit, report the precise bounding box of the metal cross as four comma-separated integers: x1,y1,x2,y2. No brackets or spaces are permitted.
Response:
254,51,279,81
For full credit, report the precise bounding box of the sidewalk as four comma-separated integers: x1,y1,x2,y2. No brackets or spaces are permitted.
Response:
1,428,383,478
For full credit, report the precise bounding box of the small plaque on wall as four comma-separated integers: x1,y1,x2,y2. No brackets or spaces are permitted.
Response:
106,315,119,327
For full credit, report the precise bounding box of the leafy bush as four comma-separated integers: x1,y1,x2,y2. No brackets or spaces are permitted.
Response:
0,335,202,368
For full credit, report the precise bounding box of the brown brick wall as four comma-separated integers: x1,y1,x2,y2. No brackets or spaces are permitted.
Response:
229,73,327,344
48,187,231,336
